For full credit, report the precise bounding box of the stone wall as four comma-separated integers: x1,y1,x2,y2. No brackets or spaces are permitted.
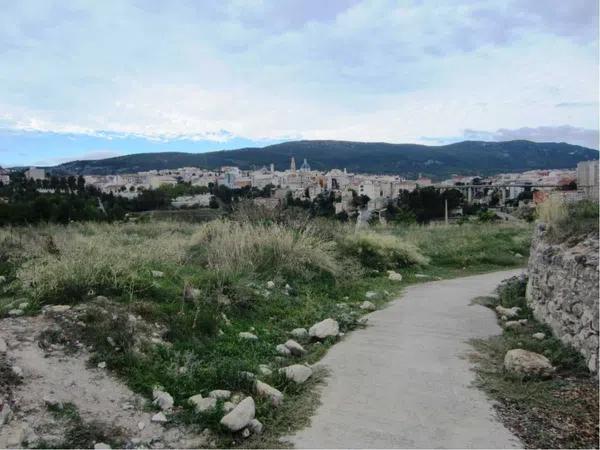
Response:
526,224,599,372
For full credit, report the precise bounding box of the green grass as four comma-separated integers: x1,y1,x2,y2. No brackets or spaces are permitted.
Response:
470,276,598,449
0,218,533,446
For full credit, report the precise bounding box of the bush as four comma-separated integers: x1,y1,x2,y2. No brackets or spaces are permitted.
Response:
543,199,599,243
338,231,428,270
190,219,342,280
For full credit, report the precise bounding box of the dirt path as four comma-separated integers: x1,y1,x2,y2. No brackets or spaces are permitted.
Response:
286,269,524,449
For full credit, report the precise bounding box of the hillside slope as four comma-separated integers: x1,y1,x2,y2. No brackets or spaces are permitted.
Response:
52,140,598,179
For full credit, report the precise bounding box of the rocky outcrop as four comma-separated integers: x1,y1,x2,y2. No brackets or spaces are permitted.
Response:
526,224,599,372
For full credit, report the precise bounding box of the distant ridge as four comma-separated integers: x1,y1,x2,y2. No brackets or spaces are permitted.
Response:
51,139,598,180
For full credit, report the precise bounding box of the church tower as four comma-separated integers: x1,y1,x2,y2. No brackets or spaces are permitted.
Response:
290,157,296,173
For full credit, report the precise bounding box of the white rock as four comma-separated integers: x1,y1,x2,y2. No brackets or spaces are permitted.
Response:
504,348,555,376
359,301,376,311
290,328,308,339
97,361,107,369
220,397,255,431
151,270,164,278
504,321,522,330
239,332,258,340
495,305,521,318
12,366,23,377
284,339,306,356
0,337,7,353
240,371,256,380
276,344,291,356
152,388,174,411
255,380,283,407
248,418,263,434
258,364,272,376
94,443,111,449
364,291,379,300
7,309,24,317
387,271,403,281
309,318,339,340
0,275,6,284
18,302,29,310
242,428,251,438
518,319,528,325
279,365,313,384
266,281,275,289
532,332,546,340
189,395,217,413
137,421,145,430
46,304,71,313
151,412,168,423
208,389,231,400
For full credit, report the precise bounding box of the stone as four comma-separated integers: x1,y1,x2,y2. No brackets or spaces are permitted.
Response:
151,412,168,423
0,275,5,283
152,387,174,411
309,318,339,339
242,428,251,438
0,337,6,353
208,389,231,400
276,344,291,356
0,402,12,426
97,361,107,369
532,332,546,340
248,418,263,435
189,395,217,413
12,366,23,377
239,332,258,340
515,253,523,258
240,371,256,380
504,348,555,376
7,309,24,317
284,339,306,356
43,395,63,409
220,397,255,431
94,443,111,449
46,304,71,313
495,305,521,318
138,421,145,430
279,364,312,384
360,301,376,311
518,319,528,325
255,380,283,407
364,291,379,300
387,270,403,281
504,321,522,330
266,281,275,289
18,302,29,309
290,328,308,339
258,364,272,376
151,270,164,278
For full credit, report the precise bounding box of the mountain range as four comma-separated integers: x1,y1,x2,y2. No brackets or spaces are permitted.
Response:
51,140,598,180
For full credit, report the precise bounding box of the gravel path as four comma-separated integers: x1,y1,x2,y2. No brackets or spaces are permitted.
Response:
287,269,524,449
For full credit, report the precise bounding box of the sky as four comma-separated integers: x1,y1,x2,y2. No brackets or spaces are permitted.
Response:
1,0,598,167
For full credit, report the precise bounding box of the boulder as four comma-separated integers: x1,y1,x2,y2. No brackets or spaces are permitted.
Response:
258,364,272,376
290,328,308,339
45,305,71,314
387,270,403,281
276,344,291,356
364,291,379,300
255,380,283,407
94,443,111,449
359,301,376,311
532,332,546,340
495,305,520,318
208,390,231,400
220,397,255,431
279,365,312,384
152,388,174,411
189,395,217,413
309,318,339,340
7,309,24,317
239,332,258,340
284,339,306,356
504,348,555,376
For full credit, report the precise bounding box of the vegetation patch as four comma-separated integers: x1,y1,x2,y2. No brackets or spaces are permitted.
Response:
470,277,599,449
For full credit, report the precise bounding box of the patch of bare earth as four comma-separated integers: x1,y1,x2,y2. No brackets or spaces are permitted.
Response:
0,306,209,449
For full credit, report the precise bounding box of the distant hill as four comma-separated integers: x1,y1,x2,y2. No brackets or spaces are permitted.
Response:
51,140,598,180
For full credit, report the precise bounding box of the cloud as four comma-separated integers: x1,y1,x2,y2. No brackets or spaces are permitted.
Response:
463,125,599,149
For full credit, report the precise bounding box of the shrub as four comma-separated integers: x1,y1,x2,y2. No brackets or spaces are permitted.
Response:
536,194,567,224
190,219,341,280
543,199,599,243
338,231,428,270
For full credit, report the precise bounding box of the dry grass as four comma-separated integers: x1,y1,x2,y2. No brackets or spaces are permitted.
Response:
190,219,343,279
536,194,568,224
